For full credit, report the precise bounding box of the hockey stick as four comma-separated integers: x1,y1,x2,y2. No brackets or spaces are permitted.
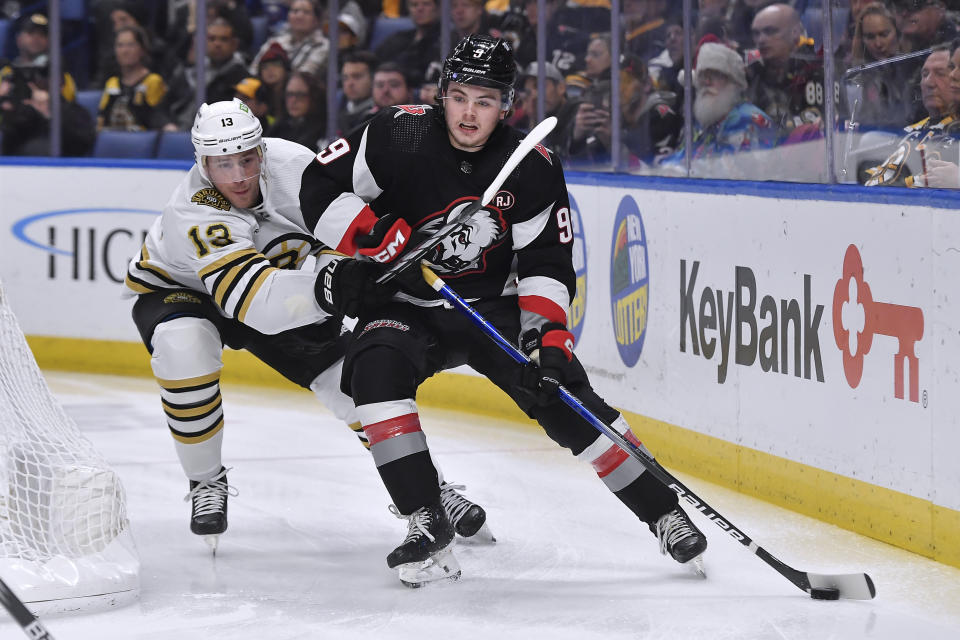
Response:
420,265,877,601
375,116,558,286
0,576,55,639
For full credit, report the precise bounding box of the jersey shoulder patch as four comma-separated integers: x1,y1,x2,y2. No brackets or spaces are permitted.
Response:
191,188,231,211
392,104,432,117
534,142,553,165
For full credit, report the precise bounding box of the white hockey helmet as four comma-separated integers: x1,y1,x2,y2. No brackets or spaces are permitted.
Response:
191,98,264,181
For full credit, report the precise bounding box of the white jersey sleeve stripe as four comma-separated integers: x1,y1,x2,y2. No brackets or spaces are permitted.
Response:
353,126,383,202
512,202,554,250
311,192,375,254
517,275,570,314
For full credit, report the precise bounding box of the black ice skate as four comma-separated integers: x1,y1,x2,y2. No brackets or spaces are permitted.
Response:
650,506,707,577
440,481,496,544
184,467,237,554
387,502,460,588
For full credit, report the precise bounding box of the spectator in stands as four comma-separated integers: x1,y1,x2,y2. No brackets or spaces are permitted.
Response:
863,45,960,186
234,76,275,129
517,61,580,152
97,26,170,132
337,50,378,135
894,0,957,53
256,42,291,123
250,0,330,76
418,65,441,106
9,13,52,67
846,2,914,131
374,0,442,85
372,62,414,109
93,1,176,86
332,1,369,56
451,0,498,40
165,17,250,130
568,33,612,92
745,3,826,140
659,42,776,177
649,20,685,95
0,13,78,105
166,0,255,60
921,39,960,187
0,50,95,156
267,70,327,150
624,0,670,60
566,54,682,168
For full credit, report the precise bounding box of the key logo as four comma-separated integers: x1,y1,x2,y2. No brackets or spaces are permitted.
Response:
832,244,924,402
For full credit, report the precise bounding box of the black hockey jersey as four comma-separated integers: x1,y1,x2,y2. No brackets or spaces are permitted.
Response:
299,105,576,336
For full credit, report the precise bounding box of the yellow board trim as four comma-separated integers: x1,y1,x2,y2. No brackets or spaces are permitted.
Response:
26,335,960,569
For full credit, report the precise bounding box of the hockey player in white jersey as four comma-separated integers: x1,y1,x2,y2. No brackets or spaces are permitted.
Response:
124,99,492,552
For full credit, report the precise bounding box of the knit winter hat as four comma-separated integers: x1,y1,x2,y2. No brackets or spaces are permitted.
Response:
259,41,291,70
695,42,747,90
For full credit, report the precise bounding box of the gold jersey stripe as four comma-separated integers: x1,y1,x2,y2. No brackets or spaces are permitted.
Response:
198,248,259,280
170,417,224,444
124,273,157,293
213,255,263,308
162,394,222,419
236,266,276,323
157,371,220,390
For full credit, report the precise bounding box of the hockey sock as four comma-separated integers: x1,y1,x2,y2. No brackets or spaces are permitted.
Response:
355,399,440,514
577,415,677,524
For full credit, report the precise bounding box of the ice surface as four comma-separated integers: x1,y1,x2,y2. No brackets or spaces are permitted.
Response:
2,372,957,640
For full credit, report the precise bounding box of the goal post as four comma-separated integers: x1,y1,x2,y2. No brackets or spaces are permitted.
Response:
0,277,139,615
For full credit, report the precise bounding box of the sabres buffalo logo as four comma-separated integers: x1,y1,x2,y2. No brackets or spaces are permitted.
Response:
419,199,507,275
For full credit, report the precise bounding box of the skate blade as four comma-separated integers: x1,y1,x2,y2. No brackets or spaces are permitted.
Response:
458,522,496,545
397,549,461,588
203,534,220,555
687,555,706,578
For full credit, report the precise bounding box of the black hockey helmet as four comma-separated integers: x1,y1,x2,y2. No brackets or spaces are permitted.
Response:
440,34,518,110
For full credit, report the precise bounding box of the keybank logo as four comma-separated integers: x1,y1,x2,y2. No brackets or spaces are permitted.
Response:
832,244,924,402
679,260,824,384
609,196,648,367
567,191,587,344
12,208,157,282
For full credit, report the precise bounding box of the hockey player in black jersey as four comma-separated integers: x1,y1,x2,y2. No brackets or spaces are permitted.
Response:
299,35,707,586
124,99,492,553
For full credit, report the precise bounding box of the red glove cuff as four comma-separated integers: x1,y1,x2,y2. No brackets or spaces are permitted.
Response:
358,217,412,263
541,328,575,361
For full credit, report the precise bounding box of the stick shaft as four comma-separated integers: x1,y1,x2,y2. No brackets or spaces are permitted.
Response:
0,576,55,639
422,265,875,599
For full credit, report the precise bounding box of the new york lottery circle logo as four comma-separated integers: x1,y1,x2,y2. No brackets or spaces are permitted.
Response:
609,196,648,367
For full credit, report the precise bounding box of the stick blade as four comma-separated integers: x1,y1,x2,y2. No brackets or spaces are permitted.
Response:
808,572,876,600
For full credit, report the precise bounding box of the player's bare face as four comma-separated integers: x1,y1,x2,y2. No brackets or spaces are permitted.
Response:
443,82,506,152
207,149,262,209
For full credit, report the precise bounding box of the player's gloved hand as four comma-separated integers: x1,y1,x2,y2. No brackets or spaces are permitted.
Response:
315,257,393,318
356,213,412,264
519,322,576,405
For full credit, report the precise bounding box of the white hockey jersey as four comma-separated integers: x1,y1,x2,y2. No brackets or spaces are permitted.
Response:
124,137,332,335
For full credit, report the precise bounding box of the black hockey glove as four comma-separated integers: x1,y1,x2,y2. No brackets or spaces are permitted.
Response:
519,322,576,406
356,213,412,264
315,257,394,319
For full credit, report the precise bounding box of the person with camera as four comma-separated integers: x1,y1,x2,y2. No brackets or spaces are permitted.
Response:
0,13,94,156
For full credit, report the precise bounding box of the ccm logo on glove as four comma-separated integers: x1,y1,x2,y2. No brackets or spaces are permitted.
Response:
358,215,412,263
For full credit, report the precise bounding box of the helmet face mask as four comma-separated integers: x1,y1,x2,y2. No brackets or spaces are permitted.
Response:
440,35,518,111
191,98,264,182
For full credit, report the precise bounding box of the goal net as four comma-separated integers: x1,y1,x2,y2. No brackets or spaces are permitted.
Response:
0,278,139,614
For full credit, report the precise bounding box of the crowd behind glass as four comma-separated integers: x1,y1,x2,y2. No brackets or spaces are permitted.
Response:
2,0,960,188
